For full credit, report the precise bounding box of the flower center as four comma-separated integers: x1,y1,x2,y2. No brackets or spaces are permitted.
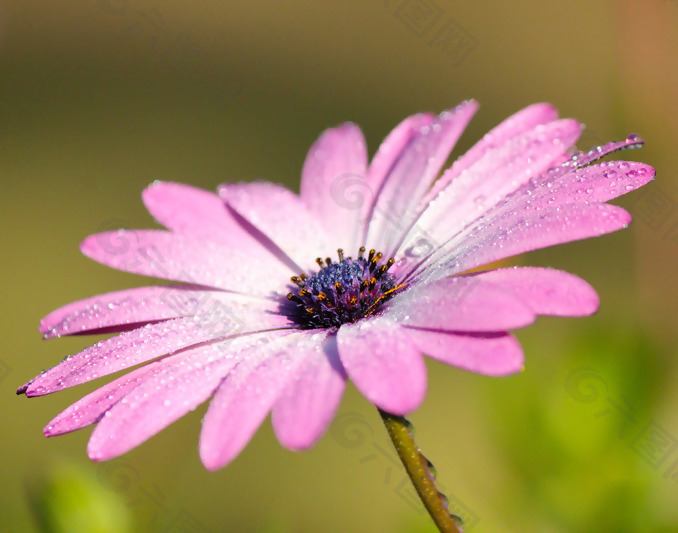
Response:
284,247,401,329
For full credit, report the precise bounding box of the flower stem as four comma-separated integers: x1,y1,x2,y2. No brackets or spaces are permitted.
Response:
378,408,463,533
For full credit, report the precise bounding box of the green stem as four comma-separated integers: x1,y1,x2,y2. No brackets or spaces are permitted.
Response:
378,409,463,533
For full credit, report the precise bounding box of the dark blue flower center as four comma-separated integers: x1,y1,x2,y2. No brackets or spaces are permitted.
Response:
284,247,400,329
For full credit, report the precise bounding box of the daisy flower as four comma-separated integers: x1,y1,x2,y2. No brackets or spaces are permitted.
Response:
19,102,652,516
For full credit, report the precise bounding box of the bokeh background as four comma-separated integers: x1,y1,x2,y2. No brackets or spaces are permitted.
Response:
2,2,678,532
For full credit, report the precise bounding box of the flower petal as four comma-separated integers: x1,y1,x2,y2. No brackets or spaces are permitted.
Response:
336,317,426,415
86,335,274,461
406,328,524,376
39,286,279,339
367,112,436,195
364,101,479,255
383,276,536,331
21,309,290,396
557,134,646,173
412,202,632,283
399,118,581,260
198,332,317,471
219,182,333,272
141,181,271,259
80,229,292,294
44,358,161,437
272,333,347,450
423,103,559,203
525,161,655,208
300,123,368,251
471,267,599,317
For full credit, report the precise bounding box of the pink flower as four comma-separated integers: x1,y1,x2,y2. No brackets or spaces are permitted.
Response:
19,101,653,471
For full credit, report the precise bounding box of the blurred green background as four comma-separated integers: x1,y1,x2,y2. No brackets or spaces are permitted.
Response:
2,1,678,532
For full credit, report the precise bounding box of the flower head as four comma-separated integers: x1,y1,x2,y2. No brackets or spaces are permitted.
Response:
19,101,653,470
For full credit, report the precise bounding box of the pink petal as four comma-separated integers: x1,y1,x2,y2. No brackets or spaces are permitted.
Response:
272,333,347,450
141,181,271,259
424,103,559,203
412,202,632,282
365,101,479,255
559,133,646,172
382,276,535,331
336,317,426,415
85,334,276,461
359,112,436,245
523,161,654,209
199,332,314,471
399,118,581,261
39,286,278,339
472,267,599,317
406,328,524,376
367,112,436,195
44,358,161,437
300,123,368,252
22,309,290,396
80,229,291,294
219,182,333,272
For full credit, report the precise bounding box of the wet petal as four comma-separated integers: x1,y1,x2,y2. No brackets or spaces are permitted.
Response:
22,310,290,396
80,229,291,294
45,359,161,437
400,119,581,259
199,332,316,471
472,267,599,317
40,286,278,339
424,103,559,203
413,203,632,282
337,317,426,415
522,161,654,209
367,112,436,195
552,133,646,174
86,334,280,461
220,182,333,272
383,276,535,331
300,123,368,251
406,328,524,376
141,181,271,259
272,333,346,450
365,101,478,255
